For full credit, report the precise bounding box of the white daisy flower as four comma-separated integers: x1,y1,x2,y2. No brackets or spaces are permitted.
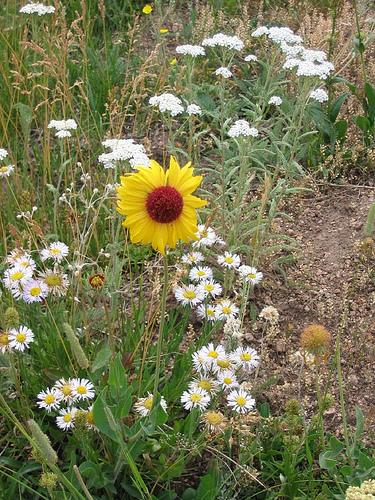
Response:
180,387,210,411
217,370,239,391
217,251,241,269
56,407,77,431
38,269,69,297
8,326,34,352
0,148,9,161
3,265,33,290
230,346,260,371
134,392,168,417
215,300,239,321
211,355,233,373
54,378,75,402
244,54,258,62
227,389,255,414
201,410,227,433
215,67,232,78
196,304,218,322
14,255,36,271
189,376,219,395
268,96,283,106
189,266,213,282
200,343,226,367
197,280,222,298
238,265,263,285
174,284,205,306
37,388,63,412
0,332,11,353
193,224,216,248
191,350,207,372
181,251,204,265
71,378,95,401
5,249,28,265
40,242,69,262
22,279,49,303
0,165,15,178
85,405,98,430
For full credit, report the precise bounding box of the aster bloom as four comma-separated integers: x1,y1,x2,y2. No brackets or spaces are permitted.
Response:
176,45,205,57
189,377,219,395
8,326,34,352
0,332,11,353
5,249,27,264
196,304,218,322
181,387,210,410
48,119,77,138
19,2,55,15
85,405,97,430
37,388,63,412
191,350,207,372
134,392,168,417
215,67,232,78
3,265,33,290
211,354,233,373
88,273,106,289
245,54,258,62
217,251,241,269
40,242,69,262
0,165,15,178
231,346,260,371
189,266,213,282
38,269,69,297
217,370,239,391
182,251,204,265
54,378,74,402
56,407,77,431
98,138,150,169
216,300,239,321
268,96,283,106
202,33,244,51
175,284,205,306
22,279,49,303
186,104,202,116
116,157,206,255
197,279,222,298
228,120,259,138
149,93,184,116
0,148,8,161
201,410,227,433
15,255,36,271
238,265,263,285
200,343,226,367
309,88,329,103
193,224,216,247
71,378,95,401
227,389,255,414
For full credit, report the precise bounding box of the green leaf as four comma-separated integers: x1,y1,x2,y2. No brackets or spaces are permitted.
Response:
355,115,370,133
12,103,32,144
330,92,349,122
319,451,337,469
365,82,375,106
330,76,357,94
334,120,348,141
358,451,374,470
108,353,128,398
182,488,197,500
93,387,120,442
92,348,112,374
355,405,364,440
329,436,344,458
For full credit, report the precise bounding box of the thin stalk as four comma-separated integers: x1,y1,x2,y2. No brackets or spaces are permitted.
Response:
315,363,325,450
353,0,367,83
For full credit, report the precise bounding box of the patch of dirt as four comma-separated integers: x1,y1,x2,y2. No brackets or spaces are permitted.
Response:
255,184,375,441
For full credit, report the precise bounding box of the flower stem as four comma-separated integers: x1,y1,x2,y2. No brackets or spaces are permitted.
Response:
153,255,169,402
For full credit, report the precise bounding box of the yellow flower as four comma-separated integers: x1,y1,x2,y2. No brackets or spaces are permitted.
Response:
142,4,152,14
170,58,177,66
116,157,206,255
160,28,169,34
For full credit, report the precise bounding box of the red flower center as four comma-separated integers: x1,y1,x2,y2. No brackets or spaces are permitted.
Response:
146,186,183,223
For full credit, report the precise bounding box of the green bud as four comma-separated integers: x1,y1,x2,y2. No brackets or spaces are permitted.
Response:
39,472,58,489
3,307,20,329
63,323,89,369
28,420,58,466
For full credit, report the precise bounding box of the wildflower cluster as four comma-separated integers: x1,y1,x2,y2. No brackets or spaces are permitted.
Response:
48,119,77,138
3,243,70,303
345,480,375,500
98,138,150,169
37,378,96,431
181,342,259,422
19,2,55,16
0,325,34,354
0,148,15,179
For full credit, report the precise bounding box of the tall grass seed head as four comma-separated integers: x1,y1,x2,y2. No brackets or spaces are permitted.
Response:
39,472,58,490
3,307,20,329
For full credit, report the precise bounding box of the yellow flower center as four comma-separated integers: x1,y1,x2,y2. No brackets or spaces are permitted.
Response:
16,333,26,343
183,290,196,299
206,412,223,425
240,353,251,361
0,166,8,173
87,411,94,425
217,359,230,368
63,413,72,422
198,381,212,391
45,395,55,404
208,350,218,358
207,309,215,316
224,257,233,263
61,385,72,396
11,271,24,280
236,397,246,406
197,271,205,276
20,261,29,267
222,307,231,314
204,284,214,291
248,273,256,279
0,333,10,345
223,377,232,385
77,385,87,394
30,287,41,296
45,274,62,286
190,394,201,402
51,248,61,255
143,397,153,410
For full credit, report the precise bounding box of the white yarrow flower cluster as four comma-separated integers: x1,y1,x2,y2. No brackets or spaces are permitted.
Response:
215,67,232,78
186,104,202,116
176,45,205,57
267,27,303,45
268,96,283,106
228,120,259,138
251,26,269,38
309,88,329,103
48,119,77,138
149,93,184,116
202,33,244,51
98,138,150,169
245,54,258,62
19,2,55,15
